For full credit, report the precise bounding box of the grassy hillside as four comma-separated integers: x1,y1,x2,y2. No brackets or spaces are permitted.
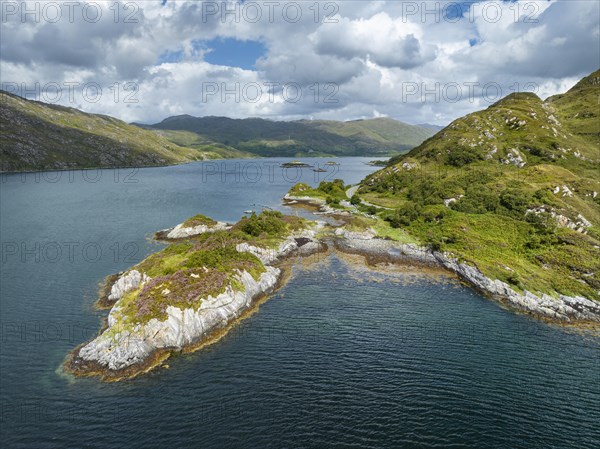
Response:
356,69,600,301
143,115,436,157
0,91,225,172
155,129,256,159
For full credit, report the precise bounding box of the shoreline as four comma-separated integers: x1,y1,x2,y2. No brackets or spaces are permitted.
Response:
66,234,600,382
0,155,379,175
64,231,328,381
286,198,600,325
64,209,600,382
333,234,600,325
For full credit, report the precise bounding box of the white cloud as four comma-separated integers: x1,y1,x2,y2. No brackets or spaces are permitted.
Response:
0,0,597,126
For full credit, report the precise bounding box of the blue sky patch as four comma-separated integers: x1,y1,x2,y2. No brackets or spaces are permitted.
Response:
200,38,267,70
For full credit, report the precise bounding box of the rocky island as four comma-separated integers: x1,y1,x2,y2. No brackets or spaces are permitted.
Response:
65,211,324,381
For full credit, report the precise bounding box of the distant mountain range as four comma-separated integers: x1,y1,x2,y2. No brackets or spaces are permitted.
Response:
0,90,436,171
137,115,437,158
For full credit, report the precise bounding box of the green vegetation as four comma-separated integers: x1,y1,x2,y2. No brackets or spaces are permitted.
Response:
0,91,230,172
111,211,309,327
357,69,600,300
182,214,217,228
146,116,436,157
290,179,347,200
289,179,351,209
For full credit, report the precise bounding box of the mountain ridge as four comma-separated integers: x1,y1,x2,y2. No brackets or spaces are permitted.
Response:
355,69,600,303
0,90,240,172
140,114,436,157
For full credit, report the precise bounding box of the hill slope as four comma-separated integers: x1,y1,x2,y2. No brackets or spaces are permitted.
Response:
0,91,234,172
357,69,600,302
142,115,435,157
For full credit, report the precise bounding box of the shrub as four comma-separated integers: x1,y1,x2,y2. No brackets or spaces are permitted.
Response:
500,189,532,217
388,202,422,227
326,196,340,206
318,179,346,198
447,145,483,167
451,190,500,214
238,210,286,237
183,214,217,228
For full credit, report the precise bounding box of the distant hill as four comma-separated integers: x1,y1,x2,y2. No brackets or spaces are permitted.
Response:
417,123,445,131
0,91,244,172
359,69,600,301
140,115,436,157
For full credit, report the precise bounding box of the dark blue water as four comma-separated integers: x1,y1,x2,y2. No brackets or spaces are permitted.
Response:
1,158,599,448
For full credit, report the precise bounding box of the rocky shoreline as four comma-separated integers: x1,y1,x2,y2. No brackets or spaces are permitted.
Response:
334,231,600,323
64,227,326,381
66,212,600,381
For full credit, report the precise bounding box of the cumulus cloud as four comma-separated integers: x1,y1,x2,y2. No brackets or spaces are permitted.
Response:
0,0,598,125
310,12,437,69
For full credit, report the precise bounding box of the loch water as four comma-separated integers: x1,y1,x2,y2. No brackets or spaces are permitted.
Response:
1,159,598,448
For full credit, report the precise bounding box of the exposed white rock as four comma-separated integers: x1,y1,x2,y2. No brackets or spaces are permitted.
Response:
107,270,151,302
560,185,573,197
166,221,229,239
485,146,498,160
79,267,281,371
432,252,600,322
236,228,319,265
501,150,526,168
525,206,592,233
444,195,464,207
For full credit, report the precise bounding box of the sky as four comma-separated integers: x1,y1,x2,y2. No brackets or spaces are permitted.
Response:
1,0,599,125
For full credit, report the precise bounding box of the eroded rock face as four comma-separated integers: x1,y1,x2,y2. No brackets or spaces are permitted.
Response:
108,270,151,302
165,222,230,239
79,267,280,371
236,229,320,265
433,253,600,322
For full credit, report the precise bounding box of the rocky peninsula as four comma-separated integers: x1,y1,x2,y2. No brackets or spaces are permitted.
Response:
66,197,600,381
285,181,600,324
